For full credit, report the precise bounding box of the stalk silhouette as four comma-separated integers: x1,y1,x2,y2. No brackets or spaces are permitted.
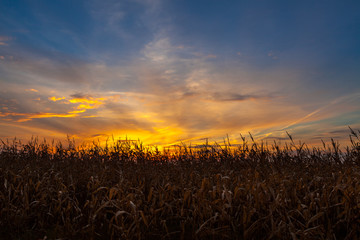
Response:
1,131,360,239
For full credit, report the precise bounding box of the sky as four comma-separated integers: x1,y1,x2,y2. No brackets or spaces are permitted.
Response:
0,0,360,147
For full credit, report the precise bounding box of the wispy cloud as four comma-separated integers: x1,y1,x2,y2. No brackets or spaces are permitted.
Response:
26,89,39,93
281,92,360,131
49,96,65,101
0,112,80,122
0,36,12,46
210,92,265,102
0,92,118,123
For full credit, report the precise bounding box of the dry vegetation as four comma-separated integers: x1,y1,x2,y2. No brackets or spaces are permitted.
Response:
1,130,360,239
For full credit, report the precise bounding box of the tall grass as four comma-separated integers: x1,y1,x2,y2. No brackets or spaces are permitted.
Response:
1,130,360,239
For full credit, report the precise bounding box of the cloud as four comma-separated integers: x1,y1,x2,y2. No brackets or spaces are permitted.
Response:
262,136,289,141
70,93,88,99
143,37,174,63
49,96,65,101
0,111,80,123
329,129,351,135
268,51,278,60
210,92,262,102
0,92,118,123
0,57,89,87
87,0,159,41
206,54,217,59
26,89,39,93
69,95,105,105
89,1,126,33
0,36,12,46
281,92,360,131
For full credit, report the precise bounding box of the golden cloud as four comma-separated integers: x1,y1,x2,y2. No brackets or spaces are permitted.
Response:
49,96,65,101
0,94,115,124
68,97,105,104
68,96,105,110
0,111,81,122
26,88,39,93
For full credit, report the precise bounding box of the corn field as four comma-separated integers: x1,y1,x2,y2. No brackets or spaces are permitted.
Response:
1,131,360,239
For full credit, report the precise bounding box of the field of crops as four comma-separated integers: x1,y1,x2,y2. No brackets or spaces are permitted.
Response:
1,131,360,239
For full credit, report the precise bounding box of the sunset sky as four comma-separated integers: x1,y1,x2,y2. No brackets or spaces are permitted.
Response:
1,0,360,147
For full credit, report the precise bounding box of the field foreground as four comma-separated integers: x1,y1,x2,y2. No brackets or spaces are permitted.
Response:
1,133,360,239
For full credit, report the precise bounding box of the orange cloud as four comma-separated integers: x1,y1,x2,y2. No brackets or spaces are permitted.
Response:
0,112,28,117
0,95,114,123
76,104,99,110
68,109,86,114
29,112,78,119
49,96,65,101
26,88,39,92
3,111,72,118
69,97,105,104
0,110,85,123
47,95,107,115
68,96,106,111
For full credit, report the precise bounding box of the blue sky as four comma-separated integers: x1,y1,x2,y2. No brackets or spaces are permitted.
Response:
0,0,360,146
